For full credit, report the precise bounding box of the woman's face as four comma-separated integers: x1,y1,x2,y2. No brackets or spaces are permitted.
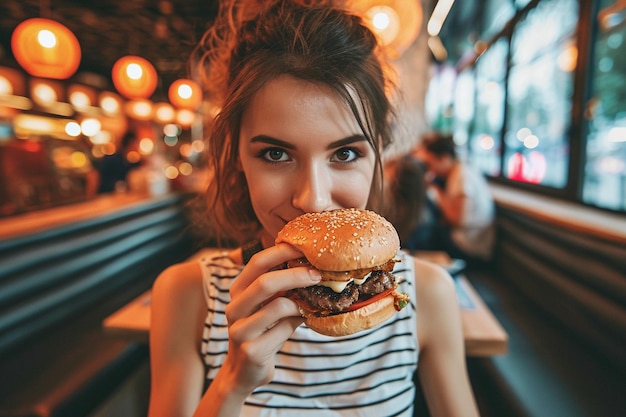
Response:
239,75,376,239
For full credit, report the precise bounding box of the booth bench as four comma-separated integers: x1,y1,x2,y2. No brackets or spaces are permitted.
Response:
463,185,626,417
0,193,195,417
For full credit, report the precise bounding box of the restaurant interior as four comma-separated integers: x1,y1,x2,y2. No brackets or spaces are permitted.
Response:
0,0,624,416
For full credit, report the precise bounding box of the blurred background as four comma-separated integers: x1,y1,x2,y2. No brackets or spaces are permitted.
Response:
0,0,219,216
0,0,624,216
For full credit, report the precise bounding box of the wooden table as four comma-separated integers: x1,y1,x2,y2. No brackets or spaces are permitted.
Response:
103,250,508,356
454,275,508,356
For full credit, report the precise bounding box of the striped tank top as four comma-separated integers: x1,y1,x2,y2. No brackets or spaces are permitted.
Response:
200,249,419,416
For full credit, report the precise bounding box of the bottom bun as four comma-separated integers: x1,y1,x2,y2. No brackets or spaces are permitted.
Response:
304,294,398,337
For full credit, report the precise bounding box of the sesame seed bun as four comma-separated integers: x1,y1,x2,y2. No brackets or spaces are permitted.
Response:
275,208,400,274
275,208,408,337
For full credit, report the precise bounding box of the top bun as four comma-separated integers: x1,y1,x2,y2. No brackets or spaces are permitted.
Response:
275,208,400,271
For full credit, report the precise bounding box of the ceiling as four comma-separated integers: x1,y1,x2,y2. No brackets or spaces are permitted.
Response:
0,0,219,99
0,0,478,99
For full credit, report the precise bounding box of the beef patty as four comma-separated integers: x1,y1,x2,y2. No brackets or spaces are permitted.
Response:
288,270,396,315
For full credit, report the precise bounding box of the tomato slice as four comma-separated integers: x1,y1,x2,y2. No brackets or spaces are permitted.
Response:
346,288,394,312
270,287,397,315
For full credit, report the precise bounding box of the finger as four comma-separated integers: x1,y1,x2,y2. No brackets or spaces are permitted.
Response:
255,316,306,354
230,243,304,295
227,266,320,323
226,315,304,391
235,316,305,369
229,296,303,344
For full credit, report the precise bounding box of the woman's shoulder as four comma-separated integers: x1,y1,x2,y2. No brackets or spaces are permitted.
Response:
150,260,208,351
409,255,460,346
153,249,238,288
152,260,204,301
411,256,457,305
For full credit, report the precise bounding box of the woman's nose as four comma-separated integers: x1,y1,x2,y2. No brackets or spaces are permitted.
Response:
292,163,333,213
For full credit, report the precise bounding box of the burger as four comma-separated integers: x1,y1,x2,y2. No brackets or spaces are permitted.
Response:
275,208,410,337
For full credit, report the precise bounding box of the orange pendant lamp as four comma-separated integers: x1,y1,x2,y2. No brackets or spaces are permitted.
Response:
168,78,202,110
11,18,81,80
346,0,422,58
111,55,158,99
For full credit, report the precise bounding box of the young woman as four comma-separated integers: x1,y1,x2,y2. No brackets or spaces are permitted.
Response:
148,1,479,416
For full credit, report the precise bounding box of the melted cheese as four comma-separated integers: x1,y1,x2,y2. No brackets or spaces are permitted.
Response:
318,271,373,293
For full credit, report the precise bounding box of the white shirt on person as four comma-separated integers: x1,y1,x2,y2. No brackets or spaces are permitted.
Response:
444,162,495,260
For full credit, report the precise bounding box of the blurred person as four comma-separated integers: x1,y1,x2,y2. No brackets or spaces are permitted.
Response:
413,131,495,263
383,154,435,249
95,131,141,194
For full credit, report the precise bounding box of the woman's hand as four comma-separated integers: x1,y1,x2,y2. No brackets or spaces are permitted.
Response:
222,243,321,396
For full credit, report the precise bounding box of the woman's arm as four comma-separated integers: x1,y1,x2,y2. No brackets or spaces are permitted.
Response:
197,244,323,416
150,244,321,417
429,184,465,227
414,260,479,417
148,262,208,417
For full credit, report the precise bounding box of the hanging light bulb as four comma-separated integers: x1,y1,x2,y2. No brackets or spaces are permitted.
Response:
99,91,123,116
154,102,176,123
346,0,422,58
168,78,202,109
11,18,81,79
124,99,154,120
367,6,401,47
111,55,158,99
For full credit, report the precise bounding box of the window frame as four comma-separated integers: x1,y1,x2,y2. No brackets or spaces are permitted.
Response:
446,0,624,214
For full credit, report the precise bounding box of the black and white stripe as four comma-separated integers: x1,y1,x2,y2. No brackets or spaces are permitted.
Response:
200,250,419,416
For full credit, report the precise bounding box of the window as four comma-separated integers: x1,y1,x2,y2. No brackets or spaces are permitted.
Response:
482,0,516,40
429,0,626,212
425,64,457,134
582,0,626,211
504,0,579,187
469,38,508,177
451,69,475,161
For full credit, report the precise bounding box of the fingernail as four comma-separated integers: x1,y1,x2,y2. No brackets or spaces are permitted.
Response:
308,268,322,281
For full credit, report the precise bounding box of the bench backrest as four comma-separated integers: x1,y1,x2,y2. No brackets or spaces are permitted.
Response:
0,194,195,357
494,205,626,374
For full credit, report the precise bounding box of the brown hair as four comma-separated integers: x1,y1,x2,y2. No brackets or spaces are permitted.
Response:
382,156,427,244
193,0,396,244
420,131,457,159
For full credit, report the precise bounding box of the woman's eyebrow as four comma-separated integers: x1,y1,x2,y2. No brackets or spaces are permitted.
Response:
249,134,367,150
327,134,367,150
249,135,296,150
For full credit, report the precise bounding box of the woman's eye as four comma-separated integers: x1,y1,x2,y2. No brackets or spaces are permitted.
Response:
262,148,290,162
331,148,359,163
